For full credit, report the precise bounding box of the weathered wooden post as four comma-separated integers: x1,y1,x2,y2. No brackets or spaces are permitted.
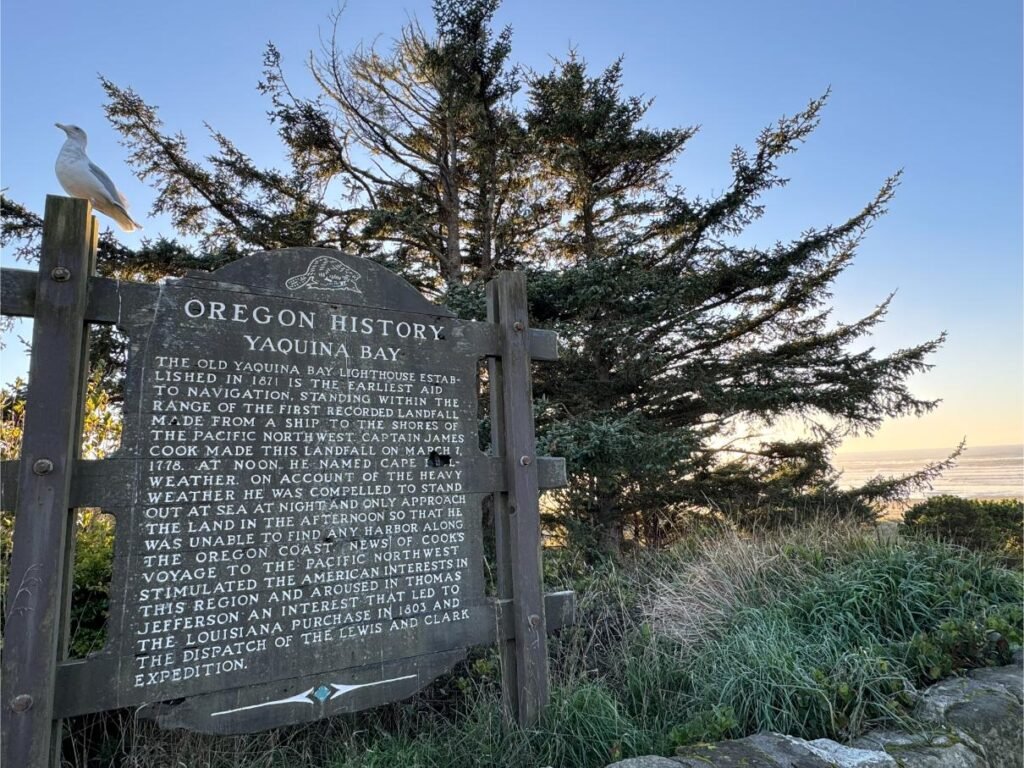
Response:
2,196,97,768
487,271,549,725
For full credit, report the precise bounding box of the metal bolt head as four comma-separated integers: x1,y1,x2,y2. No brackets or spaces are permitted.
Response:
50,266,72,282
520,456,532,466
10,694,33,712
32,458,54,475
513,321,524,332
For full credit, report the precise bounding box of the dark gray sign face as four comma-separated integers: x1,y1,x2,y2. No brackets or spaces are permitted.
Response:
97,250,490,728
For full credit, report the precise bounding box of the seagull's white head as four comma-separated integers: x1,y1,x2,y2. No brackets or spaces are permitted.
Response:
55,123,88,147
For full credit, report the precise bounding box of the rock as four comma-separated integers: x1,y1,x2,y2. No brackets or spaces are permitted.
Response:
606,758,684,768
968,665,1024,704
737,733,839,766
852,730,986,768
944,693,1023,768
743,733,897,767
802,738,897,767
914,674,1023,768
674,733,897,767
674,738,784,766
916,677,1000,723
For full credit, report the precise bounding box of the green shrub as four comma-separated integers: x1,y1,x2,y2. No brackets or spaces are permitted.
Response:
669,705,738,747
903,495,1023,562
1,509,115,659
68,510,116,657
650,529,1023,742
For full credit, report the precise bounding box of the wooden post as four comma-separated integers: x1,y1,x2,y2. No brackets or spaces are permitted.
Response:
51,213,98,766
2,196,96,768
487,271,549,726
486,281,519,722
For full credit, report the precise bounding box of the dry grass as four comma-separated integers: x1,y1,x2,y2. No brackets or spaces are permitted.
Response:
642,522,1022,741
644,519,870,646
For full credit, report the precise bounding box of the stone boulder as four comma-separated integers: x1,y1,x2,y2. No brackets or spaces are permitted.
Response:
912,668,1022,768
605,656,1023,768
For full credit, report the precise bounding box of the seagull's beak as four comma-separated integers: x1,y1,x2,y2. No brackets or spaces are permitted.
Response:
55,123,68,133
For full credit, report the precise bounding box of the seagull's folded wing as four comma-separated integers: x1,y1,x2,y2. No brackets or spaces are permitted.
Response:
88,161,131,209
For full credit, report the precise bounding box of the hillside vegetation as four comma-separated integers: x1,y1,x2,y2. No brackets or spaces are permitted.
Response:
58,521,1018,768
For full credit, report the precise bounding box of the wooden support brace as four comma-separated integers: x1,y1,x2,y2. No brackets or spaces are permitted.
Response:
1,196,96,768
487,271,550,726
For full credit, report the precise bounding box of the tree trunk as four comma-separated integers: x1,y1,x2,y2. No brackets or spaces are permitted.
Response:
440,119,462,287
478,183,495,278
596,493,622,555
581,199,597,261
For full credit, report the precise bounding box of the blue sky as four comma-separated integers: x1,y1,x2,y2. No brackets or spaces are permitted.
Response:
2,0,1021,452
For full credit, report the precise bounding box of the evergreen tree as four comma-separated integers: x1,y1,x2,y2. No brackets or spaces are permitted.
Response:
526,53,693,261
528,84,942,550
265,0,550,292
101,78,356,255
1,0,949,553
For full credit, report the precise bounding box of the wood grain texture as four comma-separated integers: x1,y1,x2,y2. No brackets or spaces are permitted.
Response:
1,196,95,768
486,279,520,722
493,271,550,726
0,266,558,359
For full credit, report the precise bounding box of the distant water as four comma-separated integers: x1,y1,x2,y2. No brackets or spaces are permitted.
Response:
834,444,1024,500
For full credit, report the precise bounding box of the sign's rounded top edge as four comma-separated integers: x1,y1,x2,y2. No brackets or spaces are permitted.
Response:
180,247,455,318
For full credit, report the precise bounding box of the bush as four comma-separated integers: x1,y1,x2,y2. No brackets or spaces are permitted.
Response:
648,524,1023,742
68,510,116,657
903,495,1023,562
0,509,115,659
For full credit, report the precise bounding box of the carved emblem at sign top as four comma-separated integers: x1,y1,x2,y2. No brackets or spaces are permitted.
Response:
285,255,362,293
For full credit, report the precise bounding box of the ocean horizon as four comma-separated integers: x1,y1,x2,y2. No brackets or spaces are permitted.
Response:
834,443,1024,500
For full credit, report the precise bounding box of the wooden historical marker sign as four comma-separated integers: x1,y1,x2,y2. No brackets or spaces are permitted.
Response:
1,197,571,767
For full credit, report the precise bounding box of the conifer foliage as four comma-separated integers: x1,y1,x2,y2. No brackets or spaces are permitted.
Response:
1,0,945,552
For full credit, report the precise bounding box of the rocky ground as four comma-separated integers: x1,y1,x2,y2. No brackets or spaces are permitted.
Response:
608,650,1023,768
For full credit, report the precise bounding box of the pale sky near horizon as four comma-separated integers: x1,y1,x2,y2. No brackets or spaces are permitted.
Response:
1,0,1021,454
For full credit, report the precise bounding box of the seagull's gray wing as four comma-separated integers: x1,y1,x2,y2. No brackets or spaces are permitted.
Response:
88,161,129,208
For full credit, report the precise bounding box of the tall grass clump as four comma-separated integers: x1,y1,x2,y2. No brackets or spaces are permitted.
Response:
647,522,1023,743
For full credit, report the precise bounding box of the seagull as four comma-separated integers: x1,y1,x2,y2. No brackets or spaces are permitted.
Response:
54,123,142,232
